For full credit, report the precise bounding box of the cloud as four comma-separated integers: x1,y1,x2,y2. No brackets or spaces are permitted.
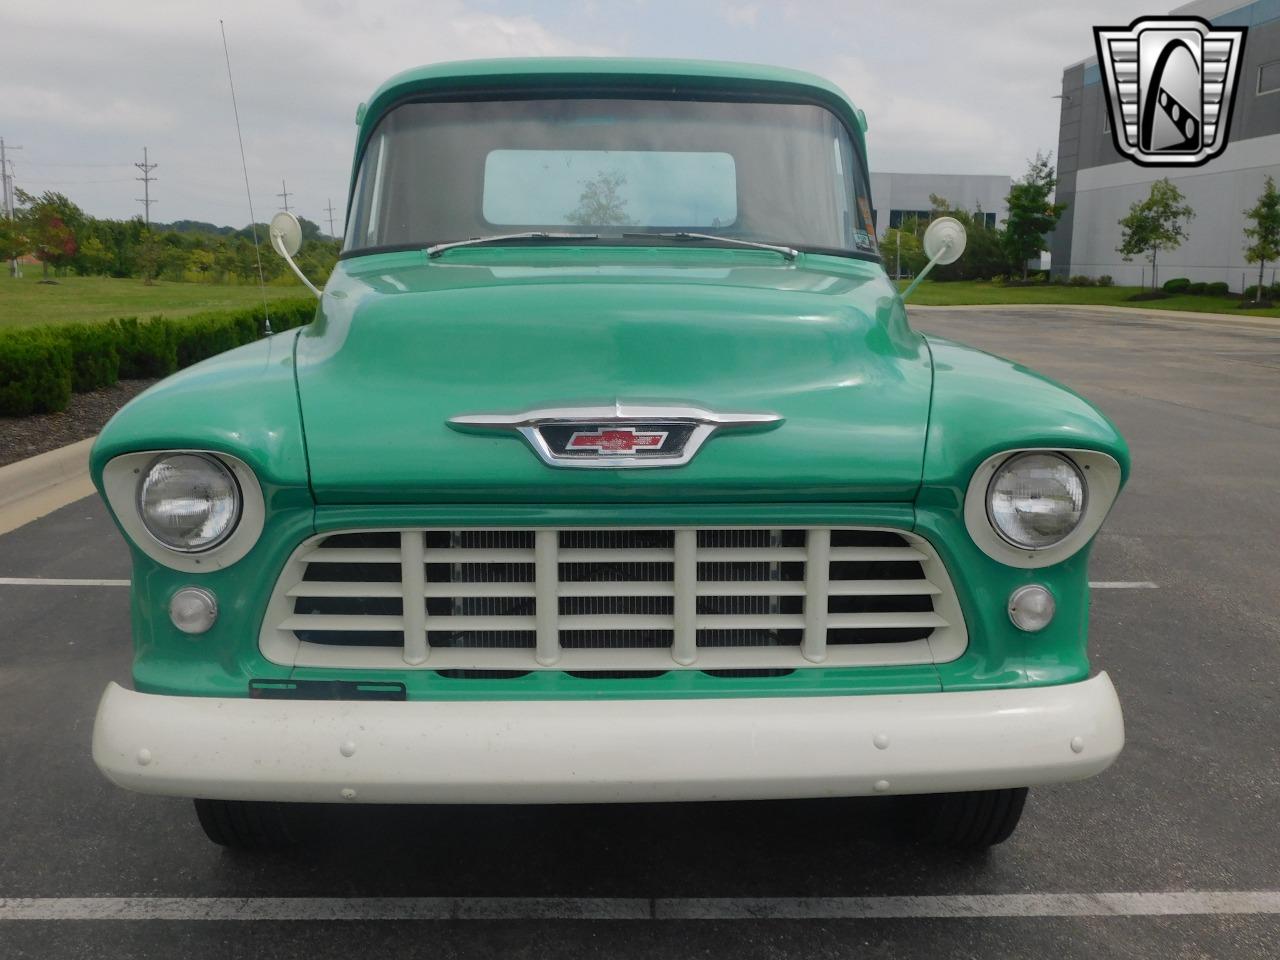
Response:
0,0,1163,226
1,0,611,225
717,2,761,27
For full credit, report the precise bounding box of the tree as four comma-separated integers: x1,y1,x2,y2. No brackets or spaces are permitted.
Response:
880,227,925,279
19,190,84,278
566,171,634,226
1243,175,1280,302
1003,152,1066,280
135,233,163,285
75,236,114,276
0,205,30,277
930,206,1009,282
1116,178,1195,291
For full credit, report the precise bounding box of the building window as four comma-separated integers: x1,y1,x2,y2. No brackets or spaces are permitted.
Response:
888,209,932,230
1259,60,1280,96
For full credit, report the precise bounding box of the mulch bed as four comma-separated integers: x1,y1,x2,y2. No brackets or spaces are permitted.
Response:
0,379,158,468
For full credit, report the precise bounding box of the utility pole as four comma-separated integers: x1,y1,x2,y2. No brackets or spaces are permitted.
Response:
324,198,337,239
1,137,23,277
277,178,292,213
134,146,158,227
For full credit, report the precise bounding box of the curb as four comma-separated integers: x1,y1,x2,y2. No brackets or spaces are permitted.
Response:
0,437,97,536
908,302,1280,330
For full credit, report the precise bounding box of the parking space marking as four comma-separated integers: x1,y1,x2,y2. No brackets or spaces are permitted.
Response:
1,892,1277,921
0,578,130,587
1089,581,1159,589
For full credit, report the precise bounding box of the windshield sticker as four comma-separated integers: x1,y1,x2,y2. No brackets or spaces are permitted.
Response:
854,230,875,252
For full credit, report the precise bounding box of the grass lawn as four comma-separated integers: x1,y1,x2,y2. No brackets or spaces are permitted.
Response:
0,272,309,329
896,279,1280,319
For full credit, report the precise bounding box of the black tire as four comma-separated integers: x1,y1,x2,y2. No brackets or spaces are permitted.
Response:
902,787,1028,849
193,799,297,850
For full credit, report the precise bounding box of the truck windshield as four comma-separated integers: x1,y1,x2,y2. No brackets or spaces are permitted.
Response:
344,97,877,258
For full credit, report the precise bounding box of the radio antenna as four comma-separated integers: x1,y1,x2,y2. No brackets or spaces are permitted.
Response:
219,20,272,336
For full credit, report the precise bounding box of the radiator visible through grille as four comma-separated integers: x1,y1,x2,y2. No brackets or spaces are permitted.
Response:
260,527,966,672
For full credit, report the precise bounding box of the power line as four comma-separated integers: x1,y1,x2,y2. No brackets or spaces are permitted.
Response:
277,178,292,213
18,159,132,168
134,147,158,227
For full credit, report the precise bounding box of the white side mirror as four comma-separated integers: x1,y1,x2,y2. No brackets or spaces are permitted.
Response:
922,216,967,264
268,211,320,299
270,211,304,258
901,216,968,301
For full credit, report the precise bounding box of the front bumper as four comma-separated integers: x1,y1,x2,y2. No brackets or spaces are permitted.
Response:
93,673,1124,804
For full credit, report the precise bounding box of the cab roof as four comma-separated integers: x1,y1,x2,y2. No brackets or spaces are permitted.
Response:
354,57,867,156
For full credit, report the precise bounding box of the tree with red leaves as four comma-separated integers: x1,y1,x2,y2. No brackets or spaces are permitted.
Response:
16,189,83,278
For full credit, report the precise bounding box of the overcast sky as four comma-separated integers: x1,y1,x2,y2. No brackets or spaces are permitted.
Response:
1,0,1158,232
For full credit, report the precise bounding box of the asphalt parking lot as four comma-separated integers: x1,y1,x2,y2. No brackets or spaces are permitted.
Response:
1,305,1277,958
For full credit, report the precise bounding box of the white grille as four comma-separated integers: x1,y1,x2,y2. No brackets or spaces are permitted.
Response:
260,527,967,673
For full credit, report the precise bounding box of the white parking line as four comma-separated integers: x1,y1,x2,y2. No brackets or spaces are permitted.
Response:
0,892,1277,921
0,578,129,587
1089,581,1159,589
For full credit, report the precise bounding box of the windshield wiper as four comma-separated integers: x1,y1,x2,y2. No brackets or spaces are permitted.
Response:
426,232,599,258
621,232,798,261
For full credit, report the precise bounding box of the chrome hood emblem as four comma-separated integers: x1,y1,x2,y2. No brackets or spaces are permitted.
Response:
447,402,783,469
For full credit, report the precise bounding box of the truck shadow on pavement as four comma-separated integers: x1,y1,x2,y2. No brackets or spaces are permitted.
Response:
198,797,1005,897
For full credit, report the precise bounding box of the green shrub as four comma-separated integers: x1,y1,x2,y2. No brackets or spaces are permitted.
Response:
1068,274,1094,286
1205,281,1229,296
175,312,245,368
0,331,73,416
3,297,317,418
1097,275,1114,286
1244,284,1262,300
266,299,317,332
54,323,120,392
1185,282,1207,295
114,316,178,379
1162,277,1191,293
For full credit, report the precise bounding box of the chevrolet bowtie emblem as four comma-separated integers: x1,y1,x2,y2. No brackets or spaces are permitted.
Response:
447,403,783,469
567,427,669,453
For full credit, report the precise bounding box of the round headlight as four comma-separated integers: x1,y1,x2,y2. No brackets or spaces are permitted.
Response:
987,452,1086,550
138,453,241,552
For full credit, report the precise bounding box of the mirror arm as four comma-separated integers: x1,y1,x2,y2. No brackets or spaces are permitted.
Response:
270,230,322,300
900,238,953,302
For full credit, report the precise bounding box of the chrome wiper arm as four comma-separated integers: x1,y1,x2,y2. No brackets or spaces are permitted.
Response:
621,231,798,261
426,232,599,258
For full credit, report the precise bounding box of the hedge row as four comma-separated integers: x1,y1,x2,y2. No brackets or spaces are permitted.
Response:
1162,278,1233,297
0,299,316,416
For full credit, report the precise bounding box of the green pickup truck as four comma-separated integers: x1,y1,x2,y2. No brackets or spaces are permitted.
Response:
89,58,1128,851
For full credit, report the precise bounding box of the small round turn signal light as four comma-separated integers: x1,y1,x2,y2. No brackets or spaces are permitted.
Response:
1008,585,1055,632
170,587,218,635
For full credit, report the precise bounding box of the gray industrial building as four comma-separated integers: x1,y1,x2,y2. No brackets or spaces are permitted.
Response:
869,172,1011,238
1052,0,1280,287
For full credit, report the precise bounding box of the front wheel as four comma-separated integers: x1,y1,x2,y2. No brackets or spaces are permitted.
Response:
193,799,297,850
901,787,1028,849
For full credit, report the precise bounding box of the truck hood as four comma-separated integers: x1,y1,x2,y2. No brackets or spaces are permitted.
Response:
295,250,932,504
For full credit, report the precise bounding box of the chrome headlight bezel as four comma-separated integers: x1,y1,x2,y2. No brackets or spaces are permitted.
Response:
101,450,266,572
137,452,242,553
963,448,1122,569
